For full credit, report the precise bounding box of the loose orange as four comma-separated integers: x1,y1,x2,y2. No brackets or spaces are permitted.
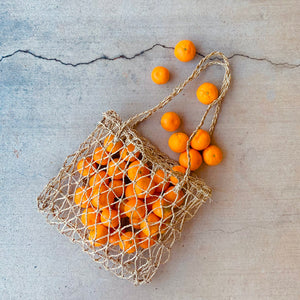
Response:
196,82,219,105
101,208,120,228
134,177,156,198
179,149,202,171
107,158,126,180
127,161,150,181
77,157,97,177
93,146,109,165
120,144,140,162
168,132,189,153
163,186,185,207
151,66,170,85
108,179,124,198
81,207,101,229
153,169,170,193
89,171,109,188
170,165,186,185
174,40,196,62
137,231,157,249
119,231,137,254
190,129,211,150
124,198,146,221
152,199,173,220
74,186,92,208
88,224,108,247
91,183,115,210
160,112,181,132
202,145,223,166
104,134,123,154
140,213,161,237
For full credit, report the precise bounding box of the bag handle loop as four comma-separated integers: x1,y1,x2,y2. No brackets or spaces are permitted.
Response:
117,51,231,188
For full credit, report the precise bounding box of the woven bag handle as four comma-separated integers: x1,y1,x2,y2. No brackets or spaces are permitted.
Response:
118,51,231,187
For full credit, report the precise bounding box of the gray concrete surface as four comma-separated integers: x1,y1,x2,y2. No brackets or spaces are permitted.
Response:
1,1,300,299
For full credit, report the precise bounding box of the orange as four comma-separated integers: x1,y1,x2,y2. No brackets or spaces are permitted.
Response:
93,146,109,165
101,208,120,228
140,213,161,237
108,179,124,198
170,165,186,185
127,161,150,181
74,186,92,208
89,171,109,188
107,158,126,180
125,183,137,201
164,186,185,207
144,195,159,211
124,198,146,221
152,199,173,220
151,66,170,85
179,149,202,171
196,82,219,105
91,183,115,209
153,169,170,193
104,134,123,154
134,177,156,198
77,157,97,177
174,40,196,62
109,230,122,246
88,224,108,247
120,144,140,162
160,112,181,132
81,207,101,229
129,218,142,229
203,145,223,166
91,183,107,207
119,231,137,254
168,132,189,153
190,129,211,150
114,200,127,218
137,231,157,249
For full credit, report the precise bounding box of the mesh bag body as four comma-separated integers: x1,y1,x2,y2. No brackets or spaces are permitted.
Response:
37,51,231,285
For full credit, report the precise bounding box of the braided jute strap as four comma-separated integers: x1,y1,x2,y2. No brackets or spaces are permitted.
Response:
117,51,231,189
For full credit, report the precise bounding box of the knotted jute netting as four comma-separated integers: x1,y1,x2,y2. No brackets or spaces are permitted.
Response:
37,51,231,285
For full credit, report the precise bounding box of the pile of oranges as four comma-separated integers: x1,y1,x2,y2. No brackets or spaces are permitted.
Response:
151,39,223,170
151,40,220,107
75,134,186,254
161,111,223,171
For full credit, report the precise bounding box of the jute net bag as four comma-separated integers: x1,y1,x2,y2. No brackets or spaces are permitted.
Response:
37,51,231,285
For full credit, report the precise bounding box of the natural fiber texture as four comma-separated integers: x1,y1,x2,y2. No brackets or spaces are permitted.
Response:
37,51,231,285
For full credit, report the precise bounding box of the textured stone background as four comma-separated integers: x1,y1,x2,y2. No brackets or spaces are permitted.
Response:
0,1,299,299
